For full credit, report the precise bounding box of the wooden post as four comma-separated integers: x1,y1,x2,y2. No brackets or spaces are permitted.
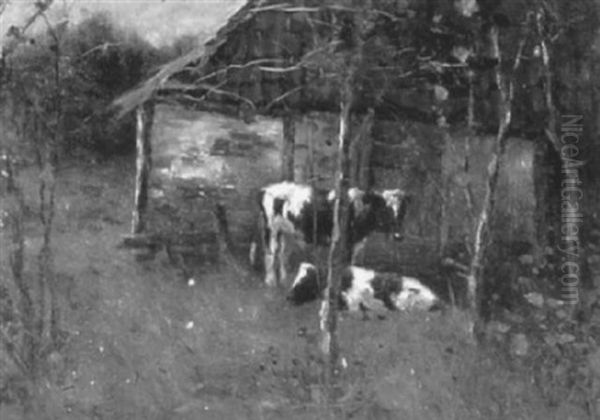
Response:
213,203,246,275
132,102,154,234
214,203,234,254
439,131,452,258
281,113,295,181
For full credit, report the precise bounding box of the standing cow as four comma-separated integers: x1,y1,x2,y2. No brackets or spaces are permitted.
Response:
255,181,409,287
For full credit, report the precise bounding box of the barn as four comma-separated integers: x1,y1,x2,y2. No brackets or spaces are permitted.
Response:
113,0,535,279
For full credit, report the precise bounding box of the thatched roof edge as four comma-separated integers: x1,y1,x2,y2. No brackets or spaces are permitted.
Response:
111,0,262,118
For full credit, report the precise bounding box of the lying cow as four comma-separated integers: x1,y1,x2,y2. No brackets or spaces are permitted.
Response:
256,181,409,287
287,262,440,313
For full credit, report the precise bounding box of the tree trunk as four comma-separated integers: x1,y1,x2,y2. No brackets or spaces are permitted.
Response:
467,24,523,317
1,153,34,372
281,113,295,181
357,114,374,190
320,78,354,384
307,117,319,253
35,128,60,345
132,102,154,234
438,131,452,258
533,139,561,259
467,132,509,316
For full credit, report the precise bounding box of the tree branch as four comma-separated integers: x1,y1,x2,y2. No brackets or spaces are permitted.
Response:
187,58,286,82
161,82,257,110
536,9,560,153
249,4,409,22
265,86,303,110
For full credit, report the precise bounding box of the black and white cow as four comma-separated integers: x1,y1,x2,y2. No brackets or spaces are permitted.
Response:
287,262,440,313
256,181,409,287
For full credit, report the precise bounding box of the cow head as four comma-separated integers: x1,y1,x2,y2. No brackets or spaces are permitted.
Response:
287,262,321,305
374,189,410,241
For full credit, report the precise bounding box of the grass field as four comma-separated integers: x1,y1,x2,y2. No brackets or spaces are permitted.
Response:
0,156,585,419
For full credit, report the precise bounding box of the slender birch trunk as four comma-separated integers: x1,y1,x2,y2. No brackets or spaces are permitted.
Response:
320,76,354,387
467,24,527,316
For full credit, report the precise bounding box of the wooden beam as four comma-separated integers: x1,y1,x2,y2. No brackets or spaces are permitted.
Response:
213,203,247,274
214,203,234,254
281,113,296,181
132,102,154,234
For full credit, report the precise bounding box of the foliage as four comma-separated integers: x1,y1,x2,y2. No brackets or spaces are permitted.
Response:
4,11,167,158
0,6,178,416
61,12,162,156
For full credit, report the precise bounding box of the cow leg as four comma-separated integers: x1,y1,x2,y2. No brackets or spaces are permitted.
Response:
359,303,370,321
264,227,278,287
250,213,266,267
249,242,257,267
278,232,288,285
351,238,367,265
264,252,276,287
342,292,361,312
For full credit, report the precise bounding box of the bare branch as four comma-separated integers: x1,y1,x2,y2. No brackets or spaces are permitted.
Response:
11,0,53,34
425,60,468,69
536,9,560,153
2,0,55,56
187,58,286,83
508,33,527,103
159,90,257,113
249,4,409,22
467,70,475,128
265,86,303,110
38,10,58,44
258,65,302,73
249,5,356,14
79,42,123,58
249,4,317,13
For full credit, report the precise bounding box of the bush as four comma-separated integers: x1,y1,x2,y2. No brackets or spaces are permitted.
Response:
3,12,169,159
61,13,161,156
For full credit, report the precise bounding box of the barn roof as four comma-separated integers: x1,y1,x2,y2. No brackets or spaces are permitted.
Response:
113,0,466,123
